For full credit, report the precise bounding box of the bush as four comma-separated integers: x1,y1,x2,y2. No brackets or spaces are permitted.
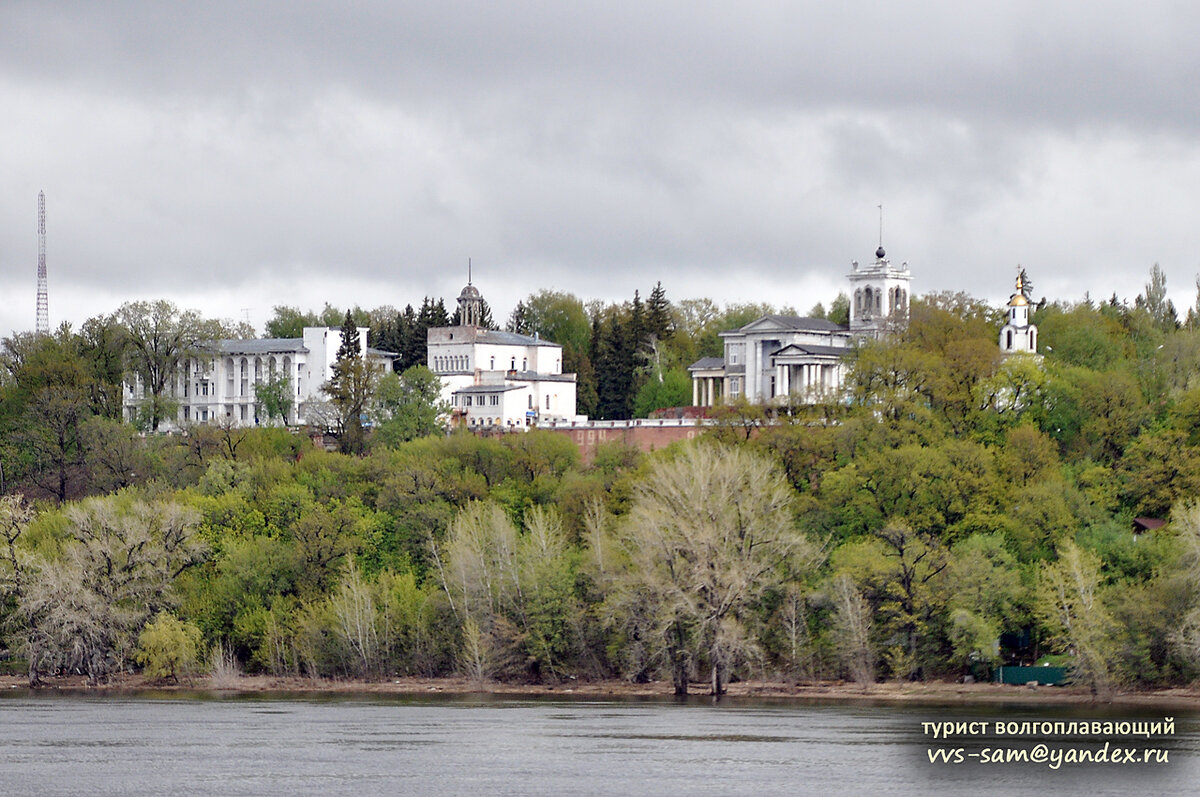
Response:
135,612,204,682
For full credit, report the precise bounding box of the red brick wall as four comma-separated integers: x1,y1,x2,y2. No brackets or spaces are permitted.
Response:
545,424,703,464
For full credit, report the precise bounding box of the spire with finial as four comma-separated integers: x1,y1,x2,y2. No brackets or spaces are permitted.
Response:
457,258,484,327
875,203,886,260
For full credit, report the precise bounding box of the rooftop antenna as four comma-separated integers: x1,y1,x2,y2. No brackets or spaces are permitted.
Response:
468,257,472,285
36,191,49,335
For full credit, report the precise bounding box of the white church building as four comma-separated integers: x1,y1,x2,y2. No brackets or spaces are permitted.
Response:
1000,268,1038,355
427,280,579,428
690,244,912,406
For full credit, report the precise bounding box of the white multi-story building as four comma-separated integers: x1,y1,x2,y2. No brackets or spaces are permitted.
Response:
428,281,579,428
122,326,389,429
690,244,912,407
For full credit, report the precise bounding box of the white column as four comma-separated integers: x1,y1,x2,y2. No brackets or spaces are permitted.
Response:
693,377,699,407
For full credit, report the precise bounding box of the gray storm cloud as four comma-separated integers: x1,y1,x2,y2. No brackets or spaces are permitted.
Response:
2,1,1199,335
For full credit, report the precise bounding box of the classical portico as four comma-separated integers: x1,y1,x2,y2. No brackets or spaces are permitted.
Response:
688,357,725,406
770,344,845,401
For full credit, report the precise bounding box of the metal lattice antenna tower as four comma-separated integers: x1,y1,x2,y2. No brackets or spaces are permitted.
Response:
36,191,49,335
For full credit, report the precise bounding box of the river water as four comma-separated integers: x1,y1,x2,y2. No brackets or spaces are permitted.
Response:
0,691,1197,796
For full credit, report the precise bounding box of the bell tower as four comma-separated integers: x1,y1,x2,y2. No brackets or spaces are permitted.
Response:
1000,267,1038,354
457,260,484,327
848,244,910,338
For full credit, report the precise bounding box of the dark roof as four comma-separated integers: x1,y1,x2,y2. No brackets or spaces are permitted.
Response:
454,384,525,394
213,338,308,355
755,315,846,332
476,330,561,347
1133,517,1166,533
504,370,575,383
772,343,851,359
688,357,726,371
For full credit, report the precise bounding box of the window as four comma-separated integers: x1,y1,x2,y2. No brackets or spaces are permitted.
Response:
729,351,738,365
545,395,550,410
528,395,533,409
1006,330,1013,350
522,358,527,370
511,357,516,370
731,377,740,397
465,395,472,406
490,394,499,406
490,356,495,369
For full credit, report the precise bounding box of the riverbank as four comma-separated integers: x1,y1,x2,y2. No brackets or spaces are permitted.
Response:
6,673,1200,709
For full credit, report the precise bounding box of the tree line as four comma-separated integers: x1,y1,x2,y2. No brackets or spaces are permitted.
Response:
2,265,1200,694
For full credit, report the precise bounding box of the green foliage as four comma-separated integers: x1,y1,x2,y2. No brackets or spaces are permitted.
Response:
606,443,822,694
322,329,380,455
135,612,204,681
1037,540,1119,694
9,277,1200,692
255,370,294,425
632,368,691,417
116,300,227,432
371,366,448,446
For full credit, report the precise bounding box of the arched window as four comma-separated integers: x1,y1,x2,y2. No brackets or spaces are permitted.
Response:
1006,330,1013,350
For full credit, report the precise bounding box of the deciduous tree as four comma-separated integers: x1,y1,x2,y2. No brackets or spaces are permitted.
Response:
609,443,821,695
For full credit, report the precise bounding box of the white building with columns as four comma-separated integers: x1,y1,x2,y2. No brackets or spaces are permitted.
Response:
122,325,390,429
689,244,911,407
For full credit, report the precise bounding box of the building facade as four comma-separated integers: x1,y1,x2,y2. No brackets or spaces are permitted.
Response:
689,245,911,407
428,281,580,428
122,325,387,429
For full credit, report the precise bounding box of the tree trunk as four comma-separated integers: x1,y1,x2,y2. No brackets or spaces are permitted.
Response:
671,621,688,696
710,659,726,696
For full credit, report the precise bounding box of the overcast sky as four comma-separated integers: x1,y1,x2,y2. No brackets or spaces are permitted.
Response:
4,1,1200,338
